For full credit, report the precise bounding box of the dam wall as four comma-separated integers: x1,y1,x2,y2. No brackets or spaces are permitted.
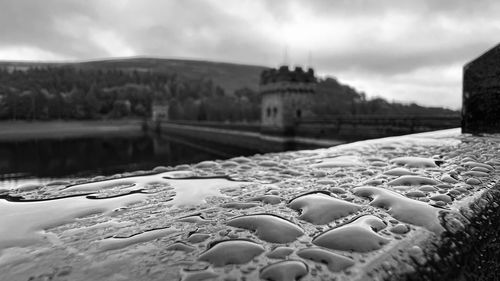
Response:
150,115,460,152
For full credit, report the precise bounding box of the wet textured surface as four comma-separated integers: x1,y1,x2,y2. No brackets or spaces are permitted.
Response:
297,248,354,272
289,192,361,224
313,215,390,252
1,128,499,280
227,214,304,243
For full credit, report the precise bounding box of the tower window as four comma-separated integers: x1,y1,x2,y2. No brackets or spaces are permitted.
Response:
273,107,278,116
296,109,302,118
267,107,271,117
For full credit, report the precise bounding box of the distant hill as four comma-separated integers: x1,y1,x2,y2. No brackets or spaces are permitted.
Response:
0,58,268,95
0,57,459,122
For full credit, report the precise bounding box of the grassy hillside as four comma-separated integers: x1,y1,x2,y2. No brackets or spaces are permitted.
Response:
0,58,268,94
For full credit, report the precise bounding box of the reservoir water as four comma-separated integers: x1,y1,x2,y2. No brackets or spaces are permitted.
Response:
0,132,260,190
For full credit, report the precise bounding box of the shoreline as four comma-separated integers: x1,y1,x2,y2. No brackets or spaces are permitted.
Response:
0,119,145,141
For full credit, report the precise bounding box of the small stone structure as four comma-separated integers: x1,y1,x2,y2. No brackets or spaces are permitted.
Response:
463,43,500,133
260,66,316,135
151,101,169,122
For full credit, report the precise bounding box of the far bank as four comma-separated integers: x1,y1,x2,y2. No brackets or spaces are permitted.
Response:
0,119,144,141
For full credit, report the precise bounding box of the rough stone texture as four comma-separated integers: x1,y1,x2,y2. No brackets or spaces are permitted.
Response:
0,129,499,281
463,43,500,133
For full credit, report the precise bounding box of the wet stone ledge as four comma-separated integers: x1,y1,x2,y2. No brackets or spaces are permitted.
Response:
0,128,499,281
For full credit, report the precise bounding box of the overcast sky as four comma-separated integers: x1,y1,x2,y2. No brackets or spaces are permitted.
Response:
1,0,499,109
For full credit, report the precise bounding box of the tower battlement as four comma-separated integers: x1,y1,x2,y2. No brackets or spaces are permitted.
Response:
260,66,316,85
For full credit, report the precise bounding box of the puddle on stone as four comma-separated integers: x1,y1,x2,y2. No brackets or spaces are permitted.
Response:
288,193,361,225
312,215,389,252
311,156,364,168
198,239,264,266
353,186,445,234
227,214,304,243
260,260,308,281
0,192,148,250
97,227,178,252
297,247,354,272
64,172,251,207
387,175,440,186
390,157,441,168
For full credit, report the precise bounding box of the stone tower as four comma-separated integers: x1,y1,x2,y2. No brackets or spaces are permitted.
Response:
463,43,500,133
260,66,317,135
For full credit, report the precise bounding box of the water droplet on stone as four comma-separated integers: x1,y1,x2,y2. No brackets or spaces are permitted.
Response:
390,157,440,168
288,193,361,225
388,175,439,186
194,161,219,169
312,215,389,252
405,191,426,198
260,260,308,281
178,214,212,224
441,174,459,184
297,247,354,272
384,168,418,176
389,224,410,234
462,161,494,171
419,185,437,192
166,242,195,252
227,214,304,243
187,233,210,243
198,239,264,266
470,166,491,173
465,178,481,185
463,171,489,177
329,187,347,194
181,269,219,281
221,161,239,168
353,186,445,234
152,166,170,173
98,227,177,252
221,202,260,209
267,246,294,259
249,195,282,205
311,156,364,168
430,194,452,203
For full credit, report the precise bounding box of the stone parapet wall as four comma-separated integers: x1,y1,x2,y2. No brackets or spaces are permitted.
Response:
1,129,499,280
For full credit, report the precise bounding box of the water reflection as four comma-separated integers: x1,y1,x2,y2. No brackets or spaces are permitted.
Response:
0,133,260,189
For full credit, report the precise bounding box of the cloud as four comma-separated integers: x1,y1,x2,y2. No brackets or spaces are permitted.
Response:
0,0,499,108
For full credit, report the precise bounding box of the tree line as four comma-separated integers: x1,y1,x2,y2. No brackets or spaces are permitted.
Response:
0,67,260,121
0,66,457,122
